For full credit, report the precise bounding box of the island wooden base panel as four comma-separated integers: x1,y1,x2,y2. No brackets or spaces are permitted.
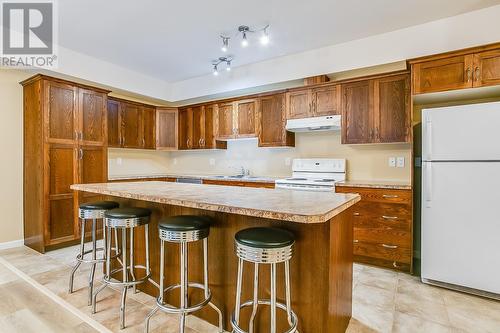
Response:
107,197,353,333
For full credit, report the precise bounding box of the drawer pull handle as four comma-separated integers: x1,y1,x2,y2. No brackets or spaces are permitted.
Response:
382,194,399,199
353,239,359,243
382,215,398,220
393,261,400,268
353,212,360,216
382,244,398,249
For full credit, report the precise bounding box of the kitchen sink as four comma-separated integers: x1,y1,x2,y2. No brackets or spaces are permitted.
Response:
213,175,260,180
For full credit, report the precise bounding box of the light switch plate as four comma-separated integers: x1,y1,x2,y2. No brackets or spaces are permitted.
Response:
117,158,122,165
388,157,396,167
173,158,178,165
209,158,215,166
285,157,291,166
397,157,405,168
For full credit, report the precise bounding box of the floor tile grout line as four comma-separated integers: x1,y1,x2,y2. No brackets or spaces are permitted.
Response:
0,256,113,333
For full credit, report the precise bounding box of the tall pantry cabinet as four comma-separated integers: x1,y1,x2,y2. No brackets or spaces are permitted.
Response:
22,75,109,253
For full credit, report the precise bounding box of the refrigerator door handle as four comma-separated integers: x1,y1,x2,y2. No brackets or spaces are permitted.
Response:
425,118,432,160
425,162,432,208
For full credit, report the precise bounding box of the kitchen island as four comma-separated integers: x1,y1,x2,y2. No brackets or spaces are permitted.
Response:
71,181,360,333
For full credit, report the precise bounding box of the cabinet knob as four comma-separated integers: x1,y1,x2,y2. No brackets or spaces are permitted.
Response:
353,212,360,216
382,194,398,199
466,67,472,82
475,67,480,82
382,215,398,220
186,138,190,148
382,243,398,249
143,138,145,147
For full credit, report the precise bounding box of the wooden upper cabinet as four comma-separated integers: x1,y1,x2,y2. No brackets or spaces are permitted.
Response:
312,85,341,116
45,81,77,143
286,90,311,119
374,75,410,143
342,80,373,144
142,106,156,149
156,108,178,150
259,93,295,147
178,108,193,149
191,106,205,149
412,55,473,94
473,49,500,87
121,102,142,148
203,104,217,149
235,99,258,138
79,88,106,146
107,99,121,147
217,102,235,139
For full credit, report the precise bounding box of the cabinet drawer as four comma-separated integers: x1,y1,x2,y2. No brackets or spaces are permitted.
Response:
337,186,412,204
354,227,411,247
353,241,411,264
352,201,412,221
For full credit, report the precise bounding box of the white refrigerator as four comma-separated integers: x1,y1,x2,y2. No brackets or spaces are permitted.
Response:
421,101,500,298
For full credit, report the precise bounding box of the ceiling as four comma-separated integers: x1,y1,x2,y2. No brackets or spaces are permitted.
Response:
59,0,500,83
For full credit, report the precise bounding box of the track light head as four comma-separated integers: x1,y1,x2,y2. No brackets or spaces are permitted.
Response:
213,64,218,76
260,27,270,45
221,36,229,52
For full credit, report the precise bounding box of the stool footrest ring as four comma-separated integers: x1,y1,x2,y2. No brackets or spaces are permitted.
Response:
155,282,211,315
231,299,298,333
103,265,151,287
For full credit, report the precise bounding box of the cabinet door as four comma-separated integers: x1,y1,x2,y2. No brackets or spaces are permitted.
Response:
191,106,205,149
121,102,142,148
44,81,77,144
156,108,178,150
79,88,106,146
259,93,294,147
342,80,374,144
178,108,193,149
235,99,257,138
473,49,500,87
107,99,121,147
142,106,156,149
312,85,341,116
374,74,411,143
203,104,217,149
217,102,235,139
46,144,77,244
412,55,473,94
78,145,107,184
286,89,311,119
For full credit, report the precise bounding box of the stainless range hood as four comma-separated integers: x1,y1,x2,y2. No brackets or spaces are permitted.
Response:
285,115,341,132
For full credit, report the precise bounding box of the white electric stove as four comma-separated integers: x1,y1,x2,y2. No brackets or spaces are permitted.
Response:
275,158,346,192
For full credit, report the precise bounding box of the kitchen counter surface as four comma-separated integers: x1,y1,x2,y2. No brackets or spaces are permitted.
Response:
336,180,412,190
71,181,360,223
108,173,280,184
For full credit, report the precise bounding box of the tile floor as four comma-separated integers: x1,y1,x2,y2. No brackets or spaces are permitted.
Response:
0,244,499,333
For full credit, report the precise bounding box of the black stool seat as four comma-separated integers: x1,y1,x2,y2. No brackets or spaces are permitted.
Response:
158,215,212,232
105,207,151,219
235,227,295,249
80,201,119,211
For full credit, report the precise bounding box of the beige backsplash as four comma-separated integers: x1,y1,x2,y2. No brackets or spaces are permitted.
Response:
109,131,411,182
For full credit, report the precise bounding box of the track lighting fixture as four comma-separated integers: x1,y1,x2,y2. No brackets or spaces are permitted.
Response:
260,26,270,45
220,36,229,52
212,57,232,76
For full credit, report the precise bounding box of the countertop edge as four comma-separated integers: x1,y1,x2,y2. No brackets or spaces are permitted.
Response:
71,183,360,224
107,174,278,184
335,181,412,190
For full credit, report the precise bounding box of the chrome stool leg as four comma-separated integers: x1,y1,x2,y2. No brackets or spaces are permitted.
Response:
204,238,224,332
69,218,85,294
248,263,259,333
179,241,188,333
88,218,98,305
92,225,112,314
120,228,128,330
234,257,244,327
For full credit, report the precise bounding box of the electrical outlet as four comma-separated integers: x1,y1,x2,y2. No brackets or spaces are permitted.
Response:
173,158,178,165
209,158,215,166
285,157,291,166
117,158,122,165
388,157,396,167
397,157,405,168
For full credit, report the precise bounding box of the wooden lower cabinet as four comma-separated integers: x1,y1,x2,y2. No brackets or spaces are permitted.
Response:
336,185,413,272
202,179,275,189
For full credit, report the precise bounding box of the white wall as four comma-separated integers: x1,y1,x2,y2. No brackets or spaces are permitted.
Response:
163,132,411,181
0,69,31,244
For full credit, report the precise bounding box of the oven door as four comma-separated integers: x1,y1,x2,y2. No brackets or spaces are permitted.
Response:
275,183,334,192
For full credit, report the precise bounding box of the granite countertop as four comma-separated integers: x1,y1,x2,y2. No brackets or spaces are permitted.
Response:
336,180,412,190
108,173,280,184
71,181,360,224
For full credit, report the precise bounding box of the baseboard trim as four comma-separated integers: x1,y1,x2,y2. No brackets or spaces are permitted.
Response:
0,239,24,250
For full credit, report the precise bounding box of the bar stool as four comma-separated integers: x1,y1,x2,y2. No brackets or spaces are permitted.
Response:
92,207,153,329
145,215,224,333
231,227,299,333
69,201,120,305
